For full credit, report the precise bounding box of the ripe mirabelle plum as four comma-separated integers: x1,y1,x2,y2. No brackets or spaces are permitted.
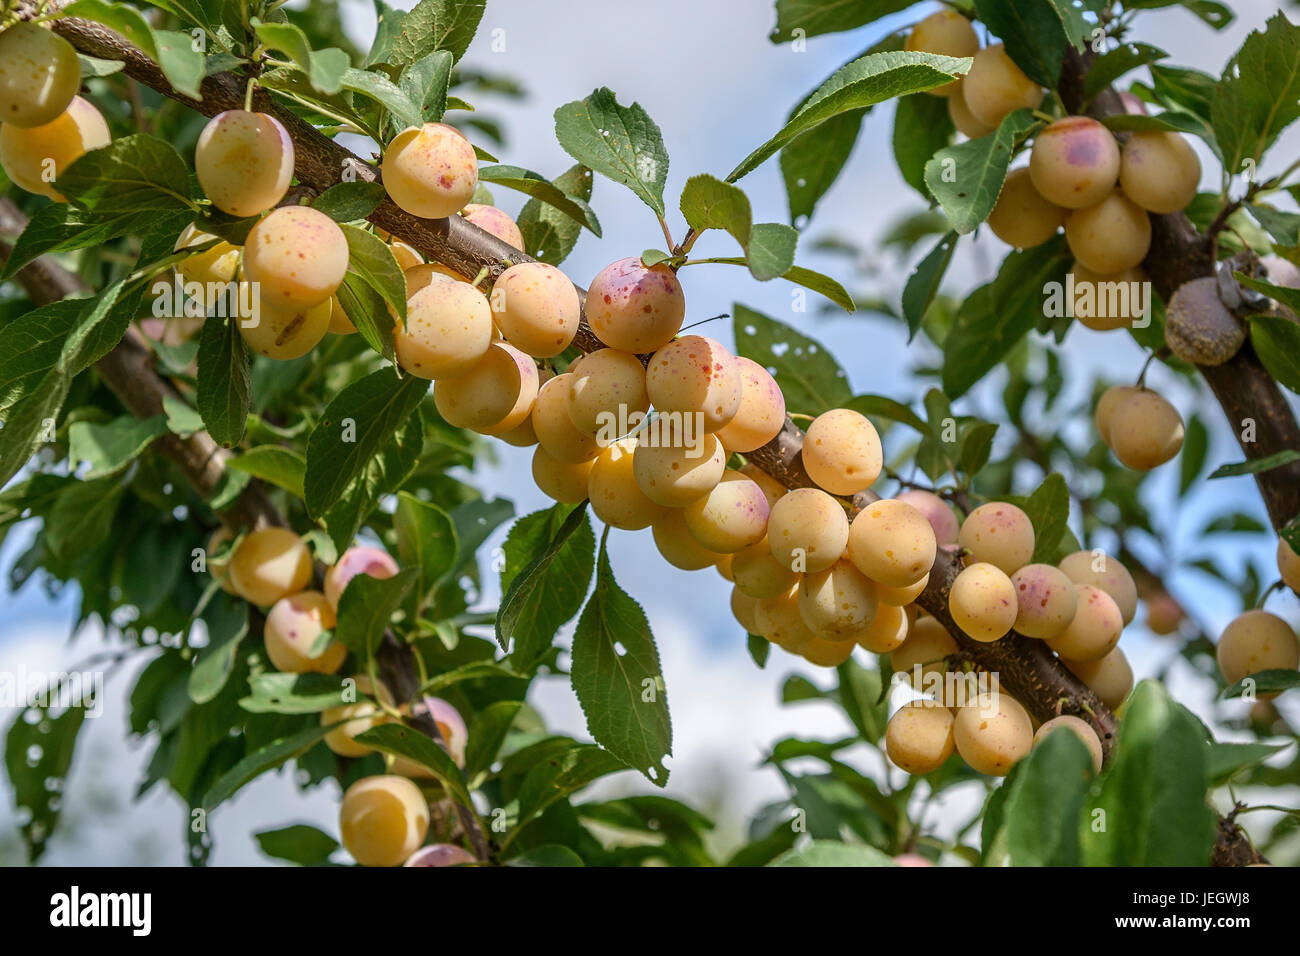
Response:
1093,385,1140,445
587,439,668,531
950,562,1018,643
645,336,742,433
895,489,959,547
462,203,523,250
1216,610,1300,695
948,82,996,138
716,553,735,581
714,357,786,453
1063,646,1133,710
1144,591,1183,635
227,527,313,607
957,502,1034,575
389,239,423,272
848,499,938,588
1058,550,1137,626
798,559,876,639
730,587,763,633
0,23,81,128
339,775,430,867
1119,131,1201,214
324,545,400,610
243,206,349,309
753,585,816,653
328,295,357,335
987,167,1067,249
497,372,549,448
962,44,1042,128
886,701,956,774
567,348,650,437
587,257,686,353
405,844,476,867
322,677,395,757
395,276,493,379
1065,191,1151,274
858,602,910,653
264,591,347,674
740,463,787,508
389,697,468,773
174,224,240,287
1029,117,1120,210
1105,388,1184,471
532,374,600,463
1033,715,1103,773
953,691,1033,776
1070,263,1148,332
632,432,726,507
382,122,478,219
876,573,929,607
801,634,855,667
195,110,294,217
767,488,850,574
434,341,539,433
1278,539,1300,595
732,536,801,599
801,408,882,495
653,508,724,571
1010,563,1078,639
683,470,770,553
405,262,472,297
238,295,332,359
891,615,958,683
1045,585,1123,662
532,445,595,504
490,261,581,358
0,96,110,201
904,10,979,97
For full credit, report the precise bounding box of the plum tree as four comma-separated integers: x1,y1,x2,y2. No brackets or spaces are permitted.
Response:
848,499,937,587
586,256,686,353
766,487,849,573
1033,715,1103,773
1045,585,1123,662
462,203,524,250
1070,263,1148,331
490,261,581,357
957,502,1034,575
194,110,294,217
0,95,110,201
405,844,476,867
885,700,956,774
953,692,1033,776
858,602,910,654
242,206,349,310
732,537,801,599
1064,190,1151,274
531,446,595,504
1104,388,1185,470
328,296,357,335
1279,540,1300,595
800,408,882,495
238,295,332,359
949,562,1018,642
1216,610,1300,695
1028,117,1121,209
1164,276,1245,367
567,348,650,436
0,23,81,128
947,83,996,138
895,489,959,546
324,546,400,610
714,357,786,453
1119,131,1201,214
587,438,668,530
798,558,877,639
531,373,601,463
339,775,431,867
381,122,479,218
1058,550,1138,626
962,44,1042,128
227,527,313,607
645,335,742,433
904,9,978,97
654,509,725,570
891,615,958,683
683,470,769,553
1010,563,1078,639
263,590,347,674
433,341,540,433
740,463,786,509
632,433,726,507
394,276,494,379
987,167,1067,249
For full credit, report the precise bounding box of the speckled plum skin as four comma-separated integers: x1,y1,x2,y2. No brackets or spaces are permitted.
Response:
645,335,741,433
531,374,600,463
1058,550,1138,625
0,24,81,128
0,95,110,201
798,559,876,639
324,545,400,609
434,341,539,433
891,616,958,680
587,257,686,353
683,470,770,553
633,433,725,507
239,295,332,359
243,206,349,309
767,487,850,574
264,591,347,674
886,701,956,774
1010,563,1078,639
802,408,883,495
895,489,959,546
532,446,594,503
567,348,649,436
859,603,909,654
957,502,1035,575
732,536,800,600
405,844,476,867
195,110,294,217
953,692,1033,777
491,261,581,357
1045,585,1124,662
848,499,938,588
1029,117,1120,210
655,509,725,571
462,203,523,250
394,277,493,379
715,357,786,453
382,123,478,219
949,562,1018,642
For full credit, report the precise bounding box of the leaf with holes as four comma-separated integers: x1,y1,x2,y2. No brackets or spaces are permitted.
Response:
733,303,851,416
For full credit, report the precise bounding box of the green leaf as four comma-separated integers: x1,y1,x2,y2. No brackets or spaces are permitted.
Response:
846,394,931,435
195,315,251,447
1023,473,1070,563
1081,680,1217,866
253,20,348,95
770,0,912,41
996,728,1093,866
255,825,339,866
1207,450,1300,479
225,446,307,499
387,0,485,68
511,744,628,835
554,87,669,215
782,108,866,222
571,547,672,785
973,0,1078,87
478,165,602,235
1,205,169,281
64,0,205,96
496,504,596,667
240,673,358,714
769,841,896,866
1248,203,1300,246
399,50,453,122
335,272,395,361
958,421,999,477
902,231,958,341
893,95,953,200
312,182,387,222
505,845,584,867
1207,741,1289,785
835,659,887,743
747,222,799,281
45,475,126,559
189,593,249,705
1248,314,1300,394
394,491,458,609
163,395,204,435
462,699,523,778
680,174,753,252
1084,42,1168,98
1179,414,1208,495
202,722,339,810
57,134,192,215
339,67,423,131
5,686,86,862
321,407,423,555
340,224,407,324
925,109,1040,234
67,414,167,479
733,303,851,416
705,259,854,312
517,164,594,266
1210,13,1300,177
304,369,427,518
355,722,473,808
1129,0,1233,30
729,51,970,182
1221,669,1300,699
335,567,418,658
